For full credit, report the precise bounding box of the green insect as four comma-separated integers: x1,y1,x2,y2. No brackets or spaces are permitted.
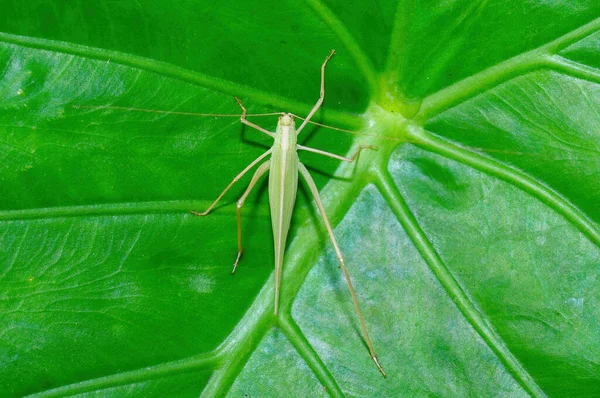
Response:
191,50,386,376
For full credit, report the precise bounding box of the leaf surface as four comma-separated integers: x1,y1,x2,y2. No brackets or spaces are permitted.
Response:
1,1,599,397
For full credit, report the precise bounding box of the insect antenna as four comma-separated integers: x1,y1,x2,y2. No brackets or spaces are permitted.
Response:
290,113,552,158
73,105,551,159
72,104,284,118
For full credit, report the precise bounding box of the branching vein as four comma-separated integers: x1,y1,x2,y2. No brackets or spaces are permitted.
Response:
419,17,600,120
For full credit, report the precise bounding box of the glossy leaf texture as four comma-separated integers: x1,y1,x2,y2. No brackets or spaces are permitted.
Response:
1,1,599,397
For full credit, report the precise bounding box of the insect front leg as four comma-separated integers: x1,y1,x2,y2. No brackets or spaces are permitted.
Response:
296,49,336,134
235,97,276,138
298,162,387,377
232,160,270,274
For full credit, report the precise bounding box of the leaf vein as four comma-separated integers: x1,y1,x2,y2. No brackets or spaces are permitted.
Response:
303,0,378,93
419,17,600,120
374,167,546,398
0,31,360,127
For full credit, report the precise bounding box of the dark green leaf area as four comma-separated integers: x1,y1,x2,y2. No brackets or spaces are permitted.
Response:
0,43,261,209
390,1,600,99
562,31,600,68
318,0,397,71
0,0,369,112
390,146,600,397
0,213,272,397
426,70,600,224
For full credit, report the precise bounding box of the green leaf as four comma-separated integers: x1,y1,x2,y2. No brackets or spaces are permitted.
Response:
1,1,599,397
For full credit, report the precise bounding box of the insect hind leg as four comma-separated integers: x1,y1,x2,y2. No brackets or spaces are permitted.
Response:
232,160,270,274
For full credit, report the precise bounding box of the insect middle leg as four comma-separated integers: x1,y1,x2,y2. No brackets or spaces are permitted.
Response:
190,149,272,216
232,160,271,273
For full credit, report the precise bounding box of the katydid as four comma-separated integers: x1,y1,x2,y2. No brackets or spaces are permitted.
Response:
190,50,386,376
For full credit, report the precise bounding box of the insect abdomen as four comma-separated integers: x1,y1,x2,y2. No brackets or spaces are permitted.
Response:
268,145,298,314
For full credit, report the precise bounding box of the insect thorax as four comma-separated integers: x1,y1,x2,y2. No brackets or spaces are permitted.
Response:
275,113,297,148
